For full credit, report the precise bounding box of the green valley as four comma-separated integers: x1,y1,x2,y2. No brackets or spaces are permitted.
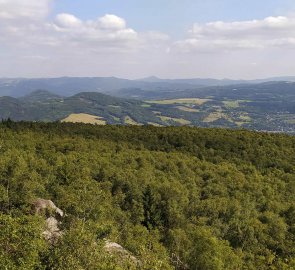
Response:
1,82,295,134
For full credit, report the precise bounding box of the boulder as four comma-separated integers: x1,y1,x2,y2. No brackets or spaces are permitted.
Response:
33,198,64,217
33,198,64,244
104,240,140,266
42,217,63,245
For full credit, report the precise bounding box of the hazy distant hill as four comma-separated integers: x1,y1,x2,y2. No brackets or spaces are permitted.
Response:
138,75,295,86
138,76,249,85
20,89,63,103
1,81,295,133
0,90,163,125
1,76,295,98
0,77,200,97
116,81,295,101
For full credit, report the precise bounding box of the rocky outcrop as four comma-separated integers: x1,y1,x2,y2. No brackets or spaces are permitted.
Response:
32,198,139,263
33,198,64,217
42,217,63,244
33,198,64,244
104,240,141,266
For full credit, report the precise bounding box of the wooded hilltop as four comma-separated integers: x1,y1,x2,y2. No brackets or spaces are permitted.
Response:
0,121,294,269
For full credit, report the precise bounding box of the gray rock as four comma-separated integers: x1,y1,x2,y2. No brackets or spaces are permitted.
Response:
33,198,64,244
104,240,140,266
42,217,63,244
33,198,64,217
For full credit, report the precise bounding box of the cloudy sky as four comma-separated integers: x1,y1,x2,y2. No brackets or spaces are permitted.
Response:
1,0,295,79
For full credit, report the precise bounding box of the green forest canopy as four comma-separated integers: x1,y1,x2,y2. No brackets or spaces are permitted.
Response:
0,121,294,269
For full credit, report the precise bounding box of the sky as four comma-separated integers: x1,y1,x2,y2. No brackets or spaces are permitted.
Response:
1,0,295,79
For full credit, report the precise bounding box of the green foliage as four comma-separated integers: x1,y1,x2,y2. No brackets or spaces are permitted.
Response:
187,227,242,270
0,214,47,269
0,121,294,269
46,220,128,270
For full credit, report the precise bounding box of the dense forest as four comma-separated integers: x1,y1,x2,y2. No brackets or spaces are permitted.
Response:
0,121,295,269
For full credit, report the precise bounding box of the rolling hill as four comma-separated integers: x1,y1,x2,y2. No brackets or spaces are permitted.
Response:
0,90,163,125
0,77,201,97
1,76,295,98
1,80,295,134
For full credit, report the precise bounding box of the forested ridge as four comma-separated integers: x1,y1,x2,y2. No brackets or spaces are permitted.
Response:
2,83,295,133
0,121,295,269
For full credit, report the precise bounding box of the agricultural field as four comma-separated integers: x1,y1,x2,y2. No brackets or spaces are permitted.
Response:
124,116,141,125
62,113,106,125
1,84,295,133
176,106,199,112
158,115,191,125
147,98,211,105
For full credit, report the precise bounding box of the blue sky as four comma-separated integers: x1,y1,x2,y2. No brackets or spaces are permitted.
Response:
52,0,295,36
1,0,295,78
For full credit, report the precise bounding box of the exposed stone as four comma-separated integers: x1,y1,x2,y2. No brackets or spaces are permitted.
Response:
104,240,140,266
33,198,64,244
33,198,64,217
42,217,63,245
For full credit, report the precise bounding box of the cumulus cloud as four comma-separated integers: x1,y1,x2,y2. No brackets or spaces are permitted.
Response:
0,7,140,52
1,0,295,79
174,15,295,52
98,14,126,30
0,0,171,77
55,13,83,29
48,13,139,53
0,0,171,55
0,0,52,20
0,0,142,51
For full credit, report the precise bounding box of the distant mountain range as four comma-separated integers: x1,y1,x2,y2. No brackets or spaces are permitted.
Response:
0,90,163,125
138,75,295,85
116,80,295,100
1,76,295,98
0,77,198,97
1,80,295,134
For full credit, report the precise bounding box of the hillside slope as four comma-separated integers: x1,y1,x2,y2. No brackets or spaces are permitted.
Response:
0,122,294,269
0,77,201,97
117,81,295,133
2,76,295,97
1,85,295,133
0,90,163,125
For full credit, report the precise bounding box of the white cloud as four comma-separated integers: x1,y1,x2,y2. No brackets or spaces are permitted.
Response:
0,0,52,20
0,0,171,78
98,14,126,30
48,14,139,52
0,0,141,51
55,13,83,28
142,31,170,41
1,0,295,79
175,15,295,52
